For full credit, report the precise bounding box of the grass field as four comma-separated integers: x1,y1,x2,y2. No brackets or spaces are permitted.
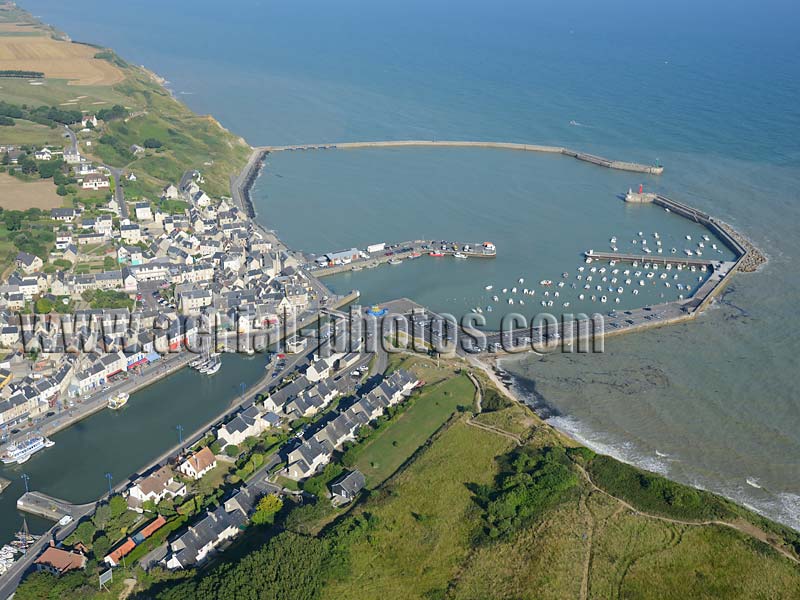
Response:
324,419,516,600
352,374,474,486
0,172,63,209
0,117,66,145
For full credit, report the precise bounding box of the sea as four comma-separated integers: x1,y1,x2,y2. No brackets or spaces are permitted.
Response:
22,0,800,529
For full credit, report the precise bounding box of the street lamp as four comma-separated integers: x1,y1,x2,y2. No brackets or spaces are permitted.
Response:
21,473,29,494
176,424,184,445
104,472,113,496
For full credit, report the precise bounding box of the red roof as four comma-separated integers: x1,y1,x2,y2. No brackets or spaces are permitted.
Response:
139,514,167,539
105,538,136,565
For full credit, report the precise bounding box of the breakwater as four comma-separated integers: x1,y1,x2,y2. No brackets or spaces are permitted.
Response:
258,140,665,175
230,148,266,218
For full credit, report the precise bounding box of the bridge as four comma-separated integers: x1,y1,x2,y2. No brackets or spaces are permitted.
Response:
258,140,664,175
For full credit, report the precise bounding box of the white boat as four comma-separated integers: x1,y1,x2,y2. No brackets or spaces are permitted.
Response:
686,235,692,240
453,252,467,259
388,258,403,265
512,287,517,293
633,289,639,295
518,278,525,283
107,392,129,410
540,279,553,286
615,297,621,303
579,294,584,300
601,296,607,303
2,435,53,465
508,298,514,305
485,285,493,291
519,300,524,306
702,234,710,241
685,249,694,256
492,295,499,302
617,287,624,293
204,359,221,375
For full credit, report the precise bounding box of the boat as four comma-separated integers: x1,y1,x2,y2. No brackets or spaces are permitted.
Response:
540,279,553,286
492,295,499,302
429,251,444,257
601,296,607,303
107,392,129,410
519,278,525,283
453,252,468,259
388,258,403,265
485,285,493,290
203,358,221,375
1,435,53,465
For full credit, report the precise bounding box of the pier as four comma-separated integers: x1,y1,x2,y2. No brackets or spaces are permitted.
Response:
258,140,664,175
312,240,496,278
585,251,719,268
16,491,95,522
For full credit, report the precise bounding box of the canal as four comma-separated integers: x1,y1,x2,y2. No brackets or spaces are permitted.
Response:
0,352,270,543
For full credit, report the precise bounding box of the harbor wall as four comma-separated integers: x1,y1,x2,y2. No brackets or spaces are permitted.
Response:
258,140,663,175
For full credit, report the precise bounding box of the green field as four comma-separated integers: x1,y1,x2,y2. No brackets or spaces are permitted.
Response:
351,373,474,486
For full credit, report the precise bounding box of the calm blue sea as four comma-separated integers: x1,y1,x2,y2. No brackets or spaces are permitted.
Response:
24,0,800,528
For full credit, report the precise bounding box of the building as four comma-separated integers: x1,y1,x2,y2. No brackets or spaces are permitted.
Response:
216,406,271,449
178,289,212,315
161,184,179,200
34,147,53,161
63,148,81,164
330,469,366,504
105,515,167,566
135,202,154,221
127,465,187,510
82,173,110,190
178,446,217,480
51,207,77,222
15,251,43,274
120,223,142,244
165,503,247,569
34,544,87,576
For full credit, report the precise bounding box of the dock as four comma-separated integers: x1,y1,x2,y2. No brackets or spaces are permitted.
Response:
16,491,95,522
585,251,719,268
312,240,496,278
258,140,664,175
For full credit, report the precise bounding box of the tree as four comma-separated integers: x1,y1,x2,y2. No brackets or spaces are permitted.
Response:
92,534,111,559
142,499,157,513
143,137,163,149
92,502,111,530
224,444,240,457
251,494,283,525
109,494,127,518
56,184,68,196
34,298,53,314
69,520,96,547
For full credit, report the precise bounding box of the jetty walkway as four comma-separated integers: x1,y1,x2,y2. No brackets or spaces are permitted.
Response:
585,251,717,268
258,140,664,175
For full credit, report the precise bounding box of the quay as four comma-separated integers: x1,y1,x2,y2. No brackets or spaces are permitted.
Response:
312,240,496,278
258,140,664,175
16,492,95,522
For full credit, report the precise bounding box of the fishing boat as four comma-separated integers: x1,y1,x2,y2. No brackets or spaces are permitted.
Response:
540,279,553,286
107,392,129,410
429,251,444,257
453,252,468,259
388,258,403,265
1,435,54,465
485,285,493,290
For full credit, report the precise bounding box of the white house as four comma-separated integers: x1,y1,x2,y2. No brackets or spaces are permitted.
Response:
127,465,187,510
82,173,110,190
177,446,217,480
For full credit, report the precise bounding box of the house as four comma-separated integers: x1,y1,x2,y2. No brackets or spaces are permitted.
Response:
330,469,366,504
165,503,247,569
130,144,145,156
127,465,187,510
285,438,331,480
178,446,217,480
51,207,77,222
178,289,212,315
63,148,81,164
81,115,98,128
0,327,19,347
216,406,271,449
15,251,43,274
120,223,142,244
34,544,87,575
105,515,167,566
161,184,179,200
81,173,110,190
135,202,153,221
34,147,53,161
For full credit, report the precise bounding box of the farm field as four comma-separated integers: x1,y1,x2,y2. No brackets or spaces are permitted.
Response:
0,27,124,85
0,172,63,209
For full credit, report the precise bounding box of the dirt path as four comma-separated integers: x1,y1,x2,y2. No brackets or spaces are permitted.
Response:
118,578,137,599
578,492,595,600
575,464,800,566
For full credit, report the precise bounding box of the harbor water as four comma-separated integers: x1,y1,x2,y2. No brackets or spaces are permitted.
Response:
22,0,800,529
